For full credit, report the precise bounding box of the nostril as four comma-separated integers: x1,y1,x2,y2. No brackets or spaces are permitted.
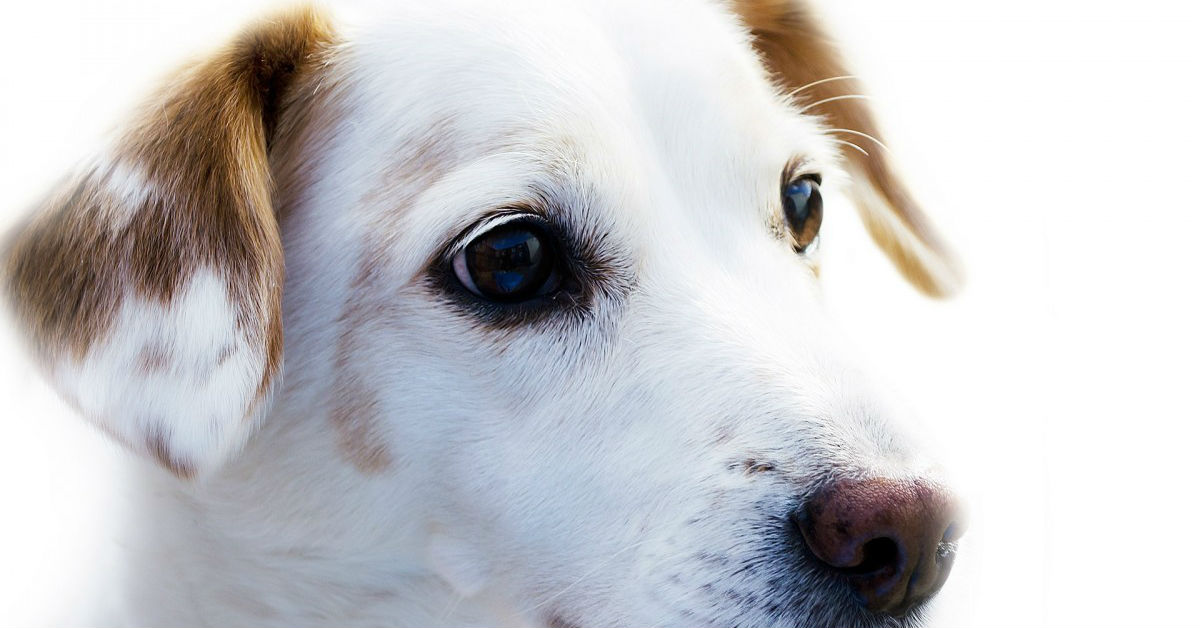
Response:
842,537,900,576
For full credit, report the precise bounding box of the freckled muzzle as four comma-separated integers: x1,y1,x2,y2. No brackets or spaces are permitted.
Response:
793,477,966,617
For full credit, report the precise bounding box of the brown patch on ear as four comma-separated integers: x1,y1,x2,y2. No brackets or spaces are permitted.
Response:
146,426,197,480
731,0,962,297
4,174,131,360
1,6,337,476
136,342,174,375
5,5,336,384
6,7,335,370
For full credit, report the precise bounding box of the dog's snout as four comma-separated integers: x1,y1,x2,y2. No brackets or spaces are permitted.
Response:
793,477,965,616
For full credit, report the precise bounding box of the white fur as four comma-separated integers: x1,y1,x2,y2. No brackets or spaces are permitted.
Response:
13,0,955,626
53,268,264,476
97,157,155,231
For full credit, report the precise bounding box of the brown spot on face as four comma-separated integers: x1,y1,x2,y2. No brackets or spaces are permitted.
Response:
742,459,776,475
730,0,961,297
308,115,475,475
329,377,394,474
328,255,400,475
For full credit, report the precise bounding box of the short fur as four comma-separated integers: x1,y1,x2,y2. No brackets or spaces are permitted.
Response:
2,1,961,626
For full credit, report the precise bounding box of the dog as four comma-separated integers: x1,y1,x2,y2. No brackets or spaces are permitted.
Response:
1,0,965,625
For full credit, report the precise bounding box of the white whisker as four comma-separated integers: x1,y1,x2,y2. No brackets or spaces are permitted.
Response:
827,127,890,153
798,94,870,114
519,537,656,616
786,74,858,99
830,138,869,157
437,592,465,623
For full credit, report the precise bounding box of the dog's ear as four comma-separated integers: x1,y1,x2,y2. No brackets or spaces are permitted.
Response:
1,7,335,478
732,0,962,297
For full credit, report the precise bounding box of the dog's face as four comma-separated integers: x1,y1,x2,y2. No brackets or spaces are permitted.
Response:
3,1,963,626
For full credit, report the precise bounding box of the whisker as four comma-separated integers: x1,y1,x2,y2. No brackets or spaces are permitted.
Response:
637,548,741,628
438,592,466,623
647,582,731,628
643,550,790,628
827,127,890,153
829,138,869,157
519,537,656,616
786,74,858,99
797,94,870,115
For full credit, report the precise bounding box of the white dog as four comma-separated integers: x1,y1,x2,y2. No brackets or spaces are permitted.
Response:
2,0,965,626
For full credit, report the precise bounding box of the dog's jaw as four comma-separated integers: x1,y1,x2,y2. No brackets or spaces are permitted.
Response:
110,424,531,627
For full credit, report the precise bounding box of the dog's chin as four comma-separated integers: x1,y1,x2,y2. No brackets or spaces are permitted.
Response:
541,609,933,628
541,593,938,628
533,544,945,628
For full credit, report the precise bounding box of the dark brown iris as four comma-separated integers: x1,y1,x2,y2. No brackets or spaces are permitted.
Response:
782,176,823,251
464,221,556,301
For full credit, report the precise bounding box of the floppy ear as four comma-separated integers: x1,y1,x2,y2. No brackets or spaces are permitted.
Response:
1,7,335,478
732,0,963,297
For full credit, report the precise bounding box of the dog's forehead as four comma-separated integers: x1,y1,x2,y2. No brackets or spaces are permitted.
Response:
340,0,828,184
323,0,838,282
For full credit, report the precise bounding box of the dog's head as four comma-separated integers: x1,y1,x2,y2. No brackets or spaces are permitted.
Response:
2,1,964,625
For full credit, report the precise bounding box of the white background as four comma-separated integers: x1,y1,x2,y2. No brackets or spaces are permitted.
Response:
1,1,1198,626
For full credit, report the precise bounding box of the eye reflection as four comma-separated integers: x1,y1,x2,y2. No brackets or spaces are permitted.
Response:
454,220,559,302
782,175,822,251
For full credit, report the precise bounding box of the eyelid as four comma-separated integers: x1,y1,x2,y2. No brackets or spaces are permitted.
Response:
782,156,822,187
447,211,544,258
788,171,822,186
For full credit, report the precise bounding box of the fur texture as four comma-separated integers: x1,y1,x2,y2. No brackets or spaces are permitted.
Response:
2,1,960,626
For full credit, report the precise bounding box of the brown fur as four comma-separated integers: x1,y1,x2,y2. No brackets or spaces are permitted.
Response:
146,425,197,480
1,6,337,477
731,0,961,297
330,364,395,474
329,258,400,474
270,54,473,474
4,7,334,370
135,342,174,375
309,116,471,473
2,2,955,481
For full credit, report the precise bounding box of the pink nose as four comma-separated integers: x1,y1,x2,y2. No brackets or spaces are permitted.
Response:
795,477,965,616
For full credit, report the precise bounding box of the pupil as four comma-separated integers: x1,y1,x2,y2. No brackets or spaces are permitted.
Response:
468,225,548,297
784,180,812,226
781,175,823,250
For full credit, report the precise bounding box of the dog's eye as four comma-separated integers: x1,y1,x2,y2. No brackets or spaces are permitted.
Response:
452,220,562,302
782,175,823,252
